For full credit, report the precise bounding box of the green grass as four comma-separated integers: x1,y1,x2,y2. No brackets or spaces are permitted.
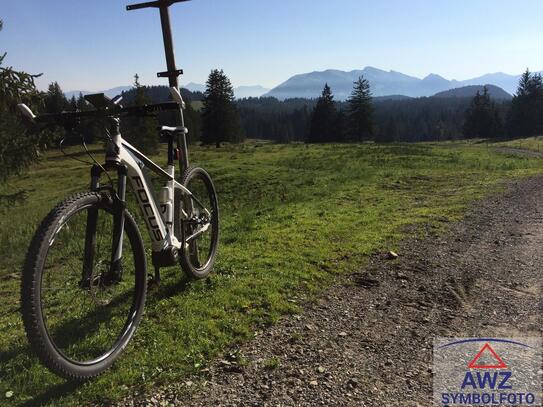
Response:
1,141,542,405
263,357,280,370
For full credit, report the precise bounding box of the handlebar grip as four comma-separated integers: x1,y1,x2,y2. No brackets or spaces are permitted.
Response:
17,104,37,123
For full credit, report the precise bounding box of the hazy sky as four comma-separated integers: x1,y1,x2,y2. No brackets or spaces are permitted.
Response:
1,0,543,92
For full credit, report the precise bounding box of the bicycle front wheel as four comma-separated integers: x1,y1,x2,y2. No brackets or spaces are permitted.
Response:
21,192,147,380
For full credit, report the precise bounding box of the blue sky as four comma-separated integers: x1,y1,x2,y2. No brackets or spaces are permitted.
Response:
1,0,543,92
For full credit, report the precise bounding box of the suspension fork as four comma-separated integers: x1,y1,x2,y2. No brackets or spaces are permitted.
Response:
82,165,102,286
109,165,128,281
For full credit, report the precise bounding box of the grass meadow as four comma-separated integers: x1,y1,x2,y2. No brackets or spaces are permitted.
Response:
1,141,542,405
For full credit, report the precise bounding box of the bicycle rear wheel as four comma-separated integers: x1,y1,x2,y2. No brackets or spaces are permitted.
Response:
21,192,147,380
177,167,219,279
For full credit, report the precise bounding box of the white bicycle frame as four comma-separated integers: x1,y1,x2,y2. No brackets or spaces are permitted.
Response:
117,137,189,252
103,90,210,259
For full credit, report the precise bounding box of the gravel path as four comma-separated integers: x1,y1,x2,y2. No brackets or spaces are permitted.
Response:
124,175,543,407
494,147,543,158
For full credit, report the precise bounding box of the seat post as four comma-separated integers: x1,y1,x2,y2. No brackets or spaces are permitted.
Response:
126,0,191,172
158,3,190,173
158,4,179,89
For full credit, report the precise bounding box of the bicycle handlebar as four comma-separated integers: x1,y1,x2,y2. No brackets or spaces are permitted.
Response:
17,102,181,126
126,0,190,11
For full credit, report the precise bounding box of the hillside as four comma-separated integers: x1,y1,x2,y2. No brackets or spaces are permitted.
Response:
432,85,512,100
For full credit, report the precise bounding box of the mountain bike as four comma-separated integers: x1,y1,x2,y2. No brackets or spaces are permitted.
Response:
16,0,219,381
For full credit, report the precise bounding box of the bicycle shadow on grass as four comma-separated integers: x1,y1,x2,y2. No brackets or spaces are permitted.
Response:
0,290,133,364
0,344,84,407
150,273,192,301
18,381,84,407
3,273,193,406
0,189,34,207
1,274,192,367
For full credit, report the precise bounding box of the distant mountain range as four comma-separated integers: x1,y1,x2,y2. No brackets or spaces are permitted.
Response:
66,66,537,102
66,83,270,100
183,82,206,93
264,67,537,100
184,82,270,99
65,86,132,100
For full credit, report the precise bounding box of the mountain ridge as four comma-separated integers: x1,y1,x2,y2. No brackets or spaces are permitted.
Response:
65,67,535,102
432,85,512,100
184,83,270,99
264,67,541,100
65,86,132,100
66,83,271,100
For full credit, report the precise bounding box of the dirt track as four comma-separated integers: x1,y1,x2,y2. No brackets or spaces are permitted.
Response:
127,175,543,406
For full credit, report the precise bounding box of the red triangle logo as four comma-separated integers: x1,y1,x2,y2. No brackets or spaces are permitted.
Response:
468,343,507,369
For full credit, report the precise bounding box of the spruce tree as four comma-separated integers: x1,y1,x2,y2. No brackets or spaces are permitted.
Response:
376,118,398,143
307,84,338,143
71,92,101,144
463,87,502,139
0,20,3,66
69,95,77,111
76,92,87,111
0,18,44,179
123,74,159,154
182,100,202,143
506,69,543,137
347,76,374,141
201,69,243,147
44,82,69,114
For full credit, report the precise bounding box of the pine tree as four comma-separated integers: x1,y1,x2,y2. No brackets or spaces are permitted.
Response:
76,92,87,111
517,69,532,97
506,69,543,137
376,118,398,143
123,74,159,154
183,100,202,143
69,92,102,144
44,82,69,114
0,18,44,179
347,76,374,141
307,84,339,143
69,95,77,111
463,87,502,139
0,20,4,66
201,69,243,147
335,111,346,142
